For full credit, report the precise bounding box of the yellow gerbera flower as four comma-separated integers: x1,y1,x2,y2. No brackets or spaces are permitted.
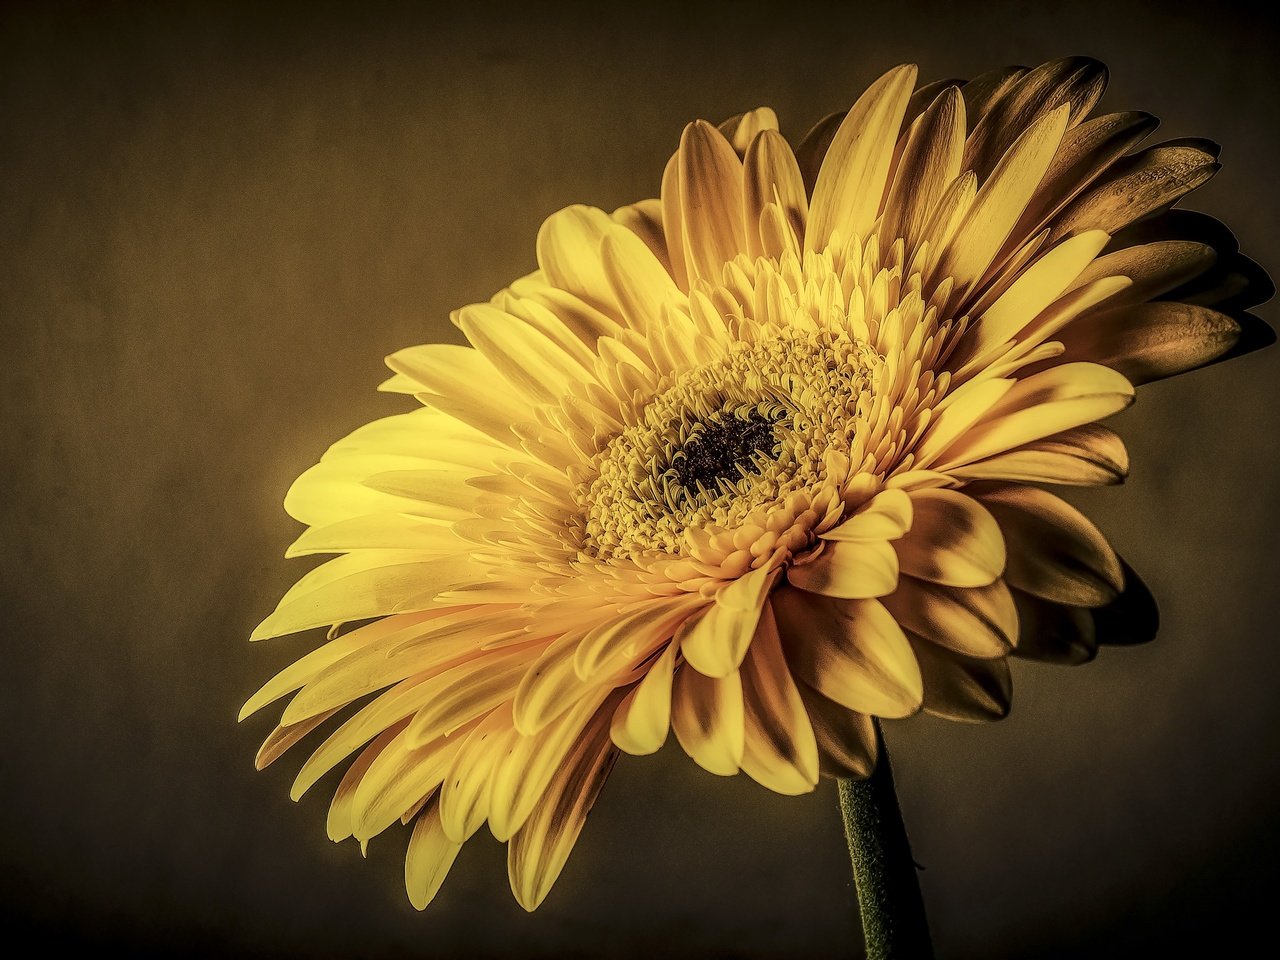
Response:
241,57,1268,913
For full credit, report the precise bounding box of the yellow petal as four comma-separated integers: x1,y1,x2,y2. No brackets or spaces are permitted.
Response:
456,303,592,404
507,710,617,911
488,690,610,842
933,362,1134,471
894,489,1005,588
772,589,922,719
438,704,516,843
600,224,682,330
787,540,899,600
573,595,702,681
680,565,774,678
255,709,337,770
951,423,1129,486
718,106,780,155
936,104,1070,295
743,129,807,259
962,230,1111,362
660,152,690,290
240,613,436,720
881,577,1016,659
535,204,618,312
976,483,1124,606
351,721,473,842
251,551,476,640
282,608,528,725
671,664,745,776
678,120,746,283
327,724,404,842
609,641,677,756
405,800,464,910
403,644,541,747
807,64,917,252
820,488,913,542
513,630,593,736
739,605,819,795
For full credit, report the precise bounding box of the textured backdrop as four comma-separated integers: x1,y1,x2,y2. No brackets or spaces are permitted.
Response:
3,1,1278,956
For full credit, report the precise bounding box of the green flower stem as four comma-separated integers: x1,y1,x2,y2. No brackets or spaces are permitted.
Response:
837,722,933,960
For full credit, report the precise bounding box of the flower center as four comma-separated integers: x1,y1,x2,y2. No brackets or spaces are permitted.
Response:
668,409,784,498
572,329,883,563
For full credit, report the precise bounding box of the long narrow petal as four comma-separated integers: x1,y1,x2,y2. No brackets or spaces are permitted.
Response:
880,85,965,252
680,565,774,677
807,64,918,251
739,605,820,794
508,710,618,911
912,642,1012,723
404,801,464,910
796,681,877,778
678,120,746,283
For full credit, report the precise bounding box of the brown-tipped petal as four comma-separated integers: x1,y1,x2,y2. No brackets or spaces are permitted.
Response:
807,64,918,251
1010,589,1097,663
1049,142,1219,242
671,664,745,776
787,540,899,600
508,711,617,912
821,488,913,542
894,489,1006,588
796,681,878,779
744,129,808,259
951,423,1130,487
960,66,1029,131
1068,240,1216,309
963,57,1107,178
1013,110,1160,241
535,204,619,313
1092,558,1159,647
975,483,1124,607
912,641,1012,723
1054,302,1242,385
609,642,677,756
882,577,1016,660
405,801,464,911
773,590,923,719
880,85,965,253
678,120,747,283
739,605,820,795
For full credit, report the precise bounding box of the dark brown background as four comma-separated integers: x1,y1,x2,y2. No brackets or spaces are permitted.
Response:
3,1,1278,956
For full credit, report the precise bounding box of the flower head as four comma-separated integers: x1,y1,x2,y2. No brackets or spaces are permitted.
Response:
242,57,1269,911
